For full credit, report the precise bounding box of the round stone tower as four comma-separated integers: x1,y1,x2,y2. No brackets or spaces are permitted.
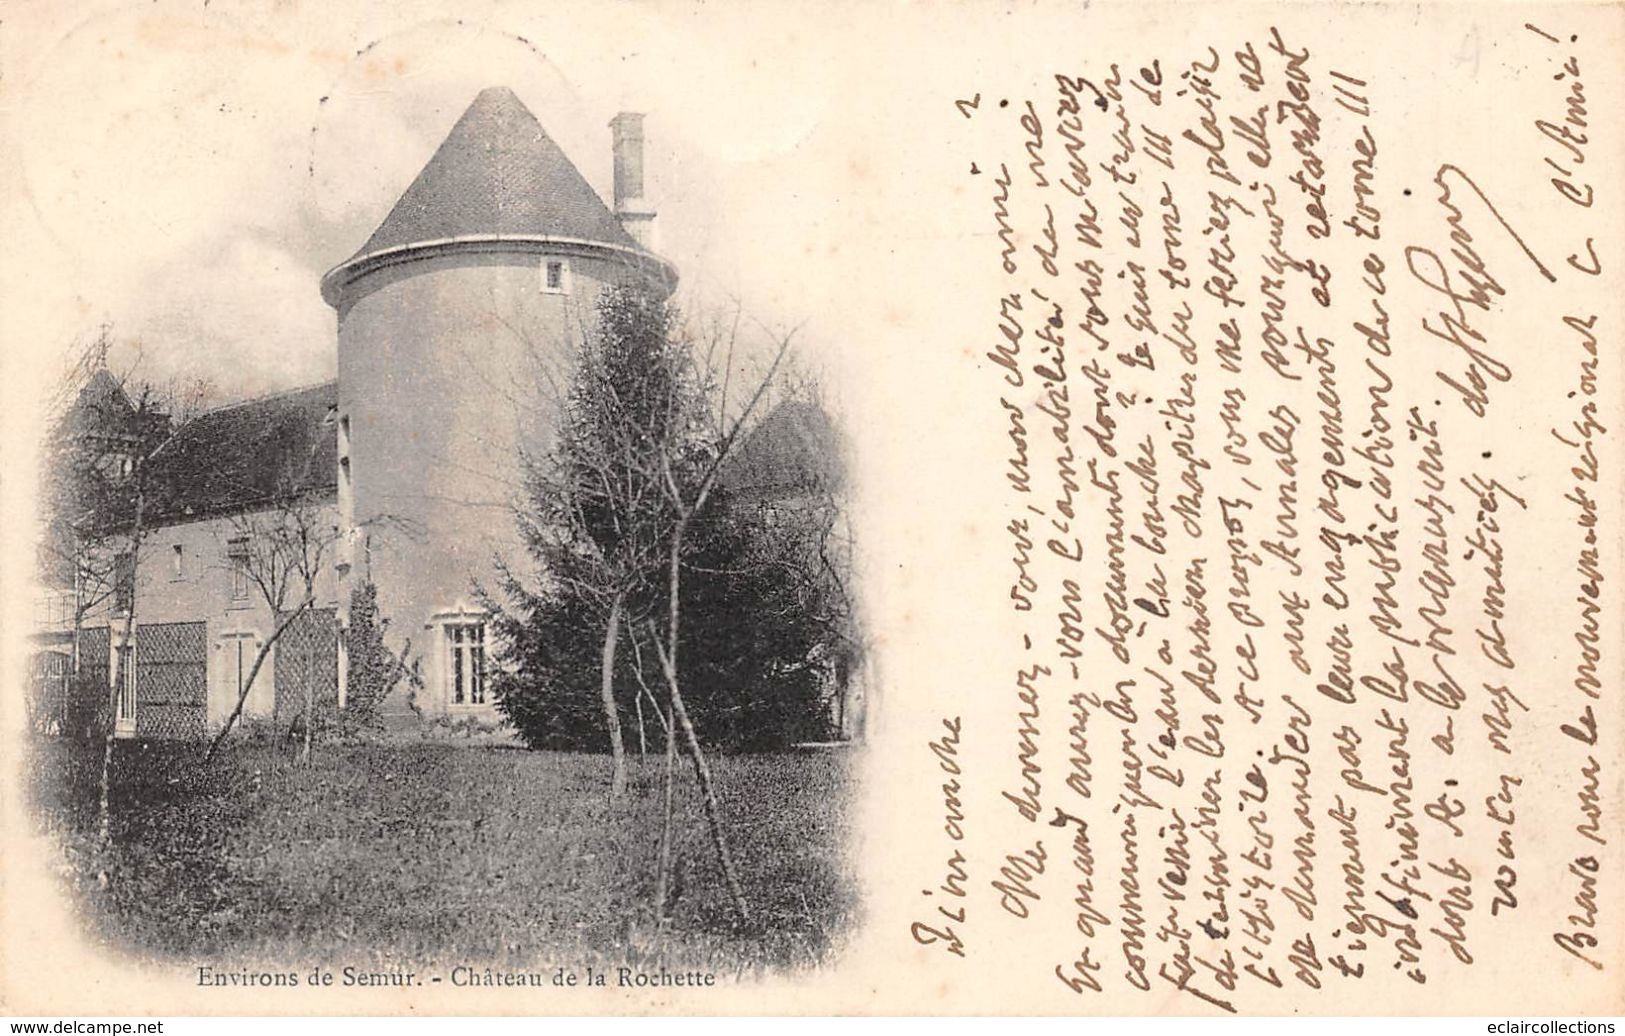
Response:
320,86,675,722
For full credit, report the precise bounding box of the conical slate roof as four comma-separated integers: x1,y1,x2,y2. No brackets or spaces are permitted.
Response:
350,86,641,260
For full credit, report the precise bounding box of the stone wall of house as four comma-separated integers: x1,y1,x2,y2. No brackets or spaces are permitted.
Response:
73,501,341,736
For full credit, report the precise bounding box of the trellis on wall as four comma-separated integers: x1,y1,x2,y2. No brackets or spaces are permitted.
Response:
274,607,339,734
134,621,207,741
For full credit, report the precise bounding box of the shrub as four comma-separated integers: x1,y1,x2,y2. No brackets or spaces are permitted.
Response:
342,582,400,733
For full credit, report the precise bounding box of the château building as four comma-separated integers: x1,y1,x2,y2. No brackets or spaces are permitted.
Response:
32,86,859,741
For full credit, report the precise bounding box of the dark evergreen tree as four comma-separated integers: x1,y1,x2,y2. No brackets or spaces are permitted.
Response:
488,285,842,753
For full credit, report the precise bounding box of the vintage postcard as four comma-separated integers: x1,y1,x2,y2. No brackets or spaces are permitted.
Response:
1,0,1620,1018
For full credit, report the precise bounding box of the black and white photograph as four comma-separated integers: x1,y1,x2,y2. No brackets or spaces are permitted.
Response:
4,0,1625,1025
9,5,869,999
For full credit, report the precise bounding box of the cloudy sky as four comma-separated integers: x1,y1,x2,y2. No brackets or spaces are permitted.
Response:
0,0,1003,659
2,0,874,407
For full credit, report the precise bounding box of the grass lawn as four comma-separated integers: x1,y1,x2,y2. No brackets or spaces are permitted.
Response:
25,738,858,976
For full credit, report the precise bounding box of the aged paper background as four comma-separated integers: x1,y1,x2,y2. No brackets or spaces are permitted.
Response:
2,0,1621,1016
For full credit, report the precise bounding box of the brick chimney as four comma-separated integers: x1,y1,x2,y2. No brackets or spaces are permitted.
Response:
610,112,656,250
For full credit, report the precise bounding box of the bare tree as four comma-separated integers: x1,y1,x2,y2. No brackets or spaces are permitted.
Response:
35,337,127,733
39,332,213,857
37,332,156,735
643,306,794,927
204,478,337,765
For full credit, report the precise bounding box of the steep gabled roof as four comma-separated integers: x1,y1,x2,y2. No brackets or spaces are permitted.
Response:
64,368,138,440
351,86,640,260
720,401,844,499
145,381,337,524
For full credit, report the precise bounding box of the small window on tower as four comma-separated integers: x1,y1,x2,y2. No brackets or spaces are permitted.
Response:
542,259,570,295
